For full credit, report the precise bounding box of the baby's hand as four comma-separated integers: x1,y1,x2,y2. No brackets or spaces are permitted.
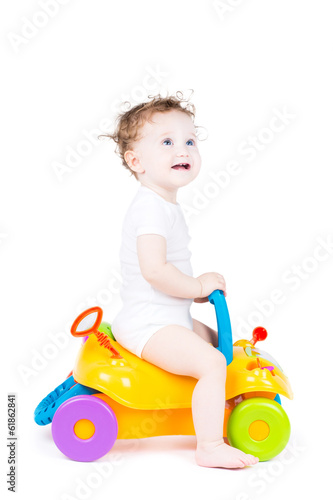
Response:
195,272,227,302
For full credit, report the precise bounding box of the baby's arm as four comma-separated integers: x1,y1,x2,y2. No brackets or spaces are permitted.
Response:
137,234,226,299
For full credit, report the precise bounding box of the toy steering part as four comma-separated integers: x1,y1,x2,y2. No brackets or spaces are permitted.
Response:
208,290,233,365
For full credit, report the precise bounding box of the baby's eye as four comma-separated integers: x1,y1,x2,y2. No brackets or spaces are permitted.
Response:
162,139,173,146
186,139,195,146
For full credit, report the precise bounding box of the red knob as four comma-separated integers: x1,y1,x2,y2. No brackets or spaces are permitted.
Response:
251,327,267,345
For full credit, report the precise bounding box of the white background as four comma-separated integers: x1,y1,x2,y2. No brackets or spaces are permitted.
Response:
1,1,332,499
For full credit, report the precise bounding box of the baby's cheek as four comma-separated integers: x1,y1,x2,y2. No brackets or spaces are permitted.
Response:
195,153,202,167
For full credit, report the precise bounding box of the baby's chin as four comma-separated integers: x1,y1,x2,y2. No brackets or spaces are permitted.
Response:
169,176,196,189
176,170,200,187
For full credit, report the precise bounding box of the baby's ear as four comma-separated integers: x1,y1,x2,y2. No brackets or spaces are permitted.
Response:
124,150,145,174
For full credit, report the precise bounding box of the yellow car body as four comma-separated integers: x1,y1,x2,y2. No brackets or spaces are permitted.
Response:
73,333,293,440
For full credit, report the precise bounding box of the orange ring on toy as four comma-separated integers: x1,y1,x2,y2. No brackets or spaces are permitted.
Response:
71,307,103,337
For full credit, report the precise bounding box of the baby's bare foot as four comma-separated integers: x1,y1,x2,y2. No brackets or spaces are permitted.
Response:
195,439,259,469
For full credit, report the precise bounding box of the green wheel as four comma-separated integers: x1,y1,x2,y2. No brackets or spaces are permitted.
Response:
227,397,291,461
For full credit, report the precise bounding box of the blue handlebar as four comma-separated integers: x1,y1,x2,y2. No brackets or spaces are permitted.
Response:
208,290,233,365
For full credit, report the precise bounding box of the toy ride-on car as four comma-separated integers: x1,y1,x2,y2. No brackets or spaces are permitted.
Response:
34,290,293,462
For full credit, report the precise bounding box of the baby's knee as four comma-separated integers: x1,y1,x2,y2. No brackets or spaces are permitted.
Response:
199,349,227,378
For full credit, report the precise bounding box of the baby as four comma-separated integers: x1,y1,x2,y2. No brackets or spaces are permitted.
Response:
108,93,259,469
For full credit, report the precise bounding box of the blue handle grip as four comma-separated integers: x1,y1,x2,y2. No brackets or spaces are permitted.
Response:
208,290,233,365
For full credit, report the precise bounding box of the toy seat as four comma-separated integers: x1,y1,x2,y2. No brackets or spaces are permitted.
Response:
73,334,197,410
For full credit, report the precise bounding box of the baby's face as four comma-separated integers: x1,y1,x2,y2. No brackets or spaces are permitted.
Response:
127,110,201,191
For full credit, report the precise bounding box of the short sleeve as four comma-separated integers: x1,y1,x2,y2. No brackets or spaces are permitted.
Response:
131,197,171,238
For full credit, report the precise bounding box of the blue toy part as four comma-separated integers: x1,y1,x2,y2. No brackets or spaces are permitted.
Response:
34,375,97,426
208,290,233,365
274,394,282,405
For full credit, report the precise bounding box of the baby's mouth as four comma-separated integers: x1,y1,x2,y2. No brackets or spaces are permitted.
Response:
171,163,191,171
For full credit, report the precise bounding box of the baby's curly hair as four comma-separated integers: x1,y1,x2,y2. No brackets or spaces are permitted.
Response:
99,90,198,178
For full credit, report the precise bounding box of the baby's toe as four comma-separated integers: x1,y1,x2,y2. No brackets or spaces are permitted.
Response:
247,454,259,465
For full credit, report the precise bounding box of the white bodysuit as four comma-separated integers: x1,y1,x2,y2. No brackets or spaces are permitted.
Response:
112,185,193,358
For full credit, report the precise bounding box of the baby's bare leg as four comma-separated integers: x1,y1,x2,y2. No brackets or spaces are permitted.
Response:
192,318,218,347
141,325,259,469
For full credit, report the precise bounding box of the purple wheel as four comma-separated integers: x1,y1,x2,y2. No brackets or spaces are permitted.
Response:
52,395,118,461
